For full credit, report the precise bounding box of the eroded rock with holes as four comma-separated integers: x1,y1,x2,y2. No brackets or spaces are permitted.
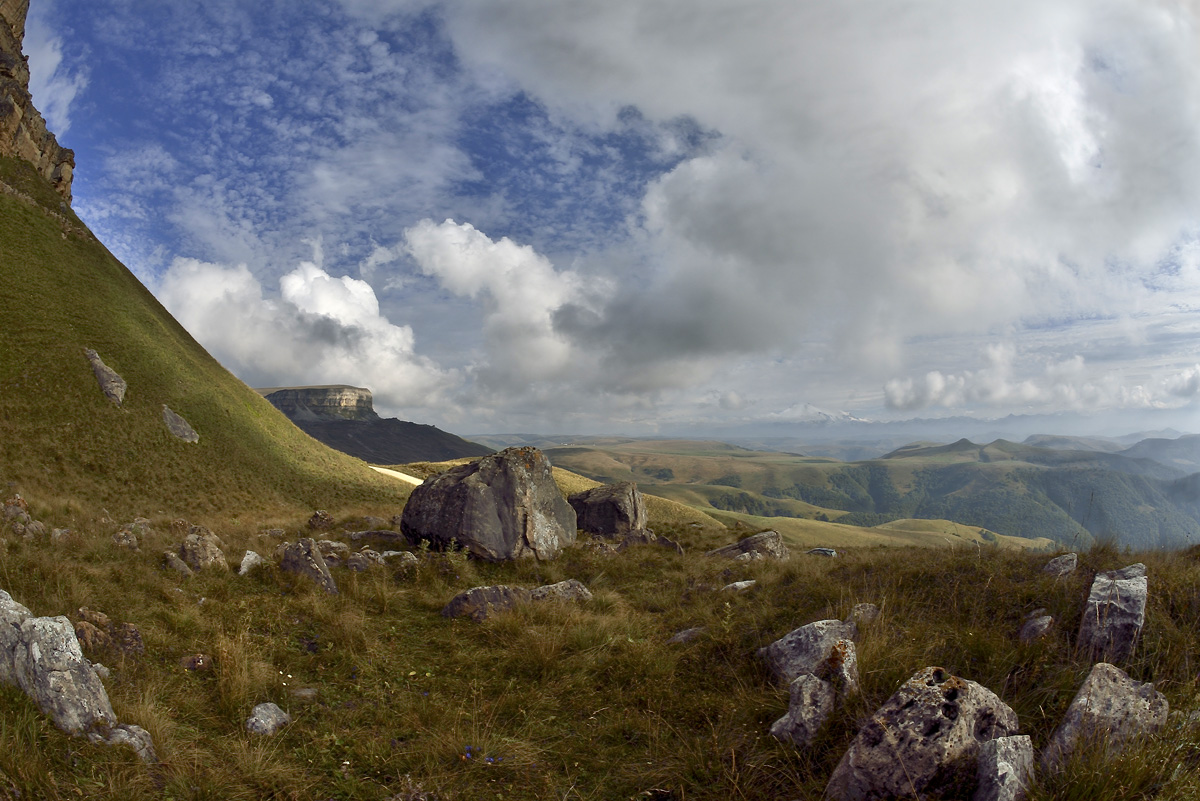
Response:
1043,553,1078,578
706,530,790,561
758,619,858,683
1041,662,1168,773
825,667,1019,800
975,735,1034,801
441,585,531,622
279,538,338,594
568,481,647,538
1076,563,1147,664
400,447,577,561
179,526,227,572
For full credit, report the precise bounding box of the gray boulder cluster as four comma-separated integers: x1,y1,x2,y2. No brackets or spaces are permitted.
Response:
766,554,1165,800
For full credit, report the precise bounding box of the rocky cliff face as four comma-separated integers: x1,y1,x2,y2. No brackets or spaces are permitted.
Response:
0,0,73,202
259,385,380,422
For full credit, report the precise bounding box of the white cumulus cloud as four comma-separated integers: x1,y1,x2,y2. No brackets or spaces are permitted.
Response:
156,254,453,412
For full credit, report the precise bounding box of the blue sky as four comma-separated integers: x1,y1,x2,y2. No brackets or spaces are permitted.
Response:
24,0,1200,435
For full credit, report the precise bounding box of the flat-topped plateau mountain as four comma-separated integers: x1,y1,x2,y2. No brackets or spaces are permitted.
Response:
260,385,493,464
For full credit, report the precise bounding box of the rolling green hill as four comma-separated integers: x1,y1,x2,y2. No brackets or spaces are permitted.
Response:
545,438,1200,549
0,155,408,524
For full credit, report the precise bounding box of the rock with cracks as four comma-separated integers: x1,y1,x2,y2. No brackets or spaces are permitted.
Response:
84,348,126,405
400,447,576,561
706,530,789,561
279,538,338,594
1077,563,1147,664
974,735,1034,801
825,666,1019,801
1041,662,1168,773
770,673,835,747
568,481,647,538
758,619,858,683
0,590,156,762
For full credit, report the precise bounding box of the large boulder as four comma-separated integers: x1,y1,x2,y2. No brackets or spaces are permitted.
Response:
400,447,576,561
825,666,1019,800
758,619,857,683
1077,563,1146,664
706,530,789,561
568,482,646,537
1041,662,1168,773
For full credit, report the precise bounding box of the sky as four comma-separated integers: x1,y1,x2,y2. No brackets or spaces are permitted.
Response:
23,0,1200,436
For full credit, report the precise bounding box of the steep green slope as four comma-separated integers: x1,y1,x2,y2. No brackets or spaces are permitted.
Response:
0,156,407,522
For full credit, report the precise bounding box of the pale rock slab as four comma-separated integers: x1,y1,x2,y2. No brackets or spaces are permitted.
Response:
1041,662,1168,773
974,735,1034,801
1077,563,1146,664
758,619,858,683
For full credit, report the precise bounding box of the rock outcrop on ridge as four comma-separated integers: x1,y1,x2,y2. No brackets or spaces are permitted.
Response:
0,0,74,202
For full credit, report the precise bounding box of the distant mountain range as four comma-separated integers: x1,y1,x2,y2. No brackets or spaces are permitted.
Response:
539,434,1200,550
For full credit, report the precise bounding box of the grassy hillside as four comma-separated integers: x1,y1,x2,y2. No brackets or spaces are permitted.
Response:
0,155,407,524
0,507,1194,799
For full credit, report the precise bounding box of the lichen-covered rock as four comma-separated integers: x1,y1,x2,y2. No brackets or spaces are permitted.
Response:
104,723,158,763
975,735,1034,801
179,526,227,571
238,550,265,575
441,585,531,621
825,667,1019,800
758,619,858,683
84,349,125,405
530,578,592,603
568,482,647,537
279,538,338,594
1077,563,1146,664
400,447,577,561
847,603,881,626
162,404,199,443
246,702,291,736
10,615,117,737
770,673,835,747
1041,662,1168,773
113,518,149,550
1043,553,1078,577
706,530,789,561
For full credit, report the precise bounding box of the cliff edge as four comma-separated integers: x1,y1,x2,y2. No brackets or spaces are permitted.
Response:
0,0,73,202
